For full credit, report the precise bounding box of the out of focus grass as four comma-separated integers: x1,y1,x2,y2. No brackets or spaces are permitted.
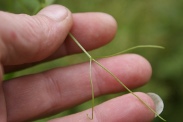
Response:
1,0,183,122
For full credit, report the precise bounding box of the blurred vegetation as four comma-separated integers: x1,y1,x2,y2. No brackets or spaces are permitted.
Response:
0,0,183,122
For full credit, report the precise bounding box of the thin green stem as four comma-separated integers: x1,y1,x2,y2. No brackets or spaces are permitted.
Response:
99,45,165,58
87,59,95,119
70,33,94,119
69,33,166,121
69,33,91,59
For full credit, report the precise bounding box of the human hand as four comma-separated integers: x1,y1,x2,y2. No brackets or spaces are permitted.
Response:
0,5,155,122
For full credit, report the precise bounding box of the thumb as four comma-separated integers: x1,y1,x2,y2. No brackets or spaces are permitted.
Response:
0,5,72,65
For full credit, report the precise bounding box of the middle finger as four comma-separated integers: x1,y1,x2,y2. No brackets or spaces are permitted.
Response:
3,54,152,122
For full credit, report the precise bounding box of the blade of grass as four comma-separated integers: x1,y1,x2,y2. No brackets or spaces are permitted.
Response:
87,58,95,120
69,33,166,121
98,45,165,59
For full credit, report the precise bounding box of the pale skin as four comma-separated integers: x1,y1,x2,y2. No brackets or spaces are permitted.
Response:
0,5,155,122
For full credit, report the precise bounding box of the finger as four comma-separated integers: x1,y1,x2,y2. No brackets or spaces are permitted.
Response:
0,5,73,65
50,12,117,58
3,54,152,122
49,92,155,122
4,12,117,73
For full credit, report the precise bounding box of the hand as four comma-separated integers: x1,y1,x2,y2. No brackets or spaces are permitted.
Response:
0,5,155,122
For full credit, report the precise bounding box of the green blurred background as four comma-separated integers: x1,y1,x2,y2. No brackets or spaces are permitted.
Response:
0,0,183,121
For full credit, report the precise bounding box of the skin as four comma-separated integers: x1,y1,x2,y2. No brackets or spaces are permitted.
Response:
0,5,155,122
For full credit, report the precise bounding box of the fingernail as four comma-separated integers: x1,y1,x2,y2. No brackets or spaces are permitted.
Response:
38,5,69,21
147,93,164,117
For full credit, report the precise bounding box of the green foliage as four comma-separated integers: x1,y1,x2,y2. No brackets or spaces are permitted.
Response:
1,0,183,122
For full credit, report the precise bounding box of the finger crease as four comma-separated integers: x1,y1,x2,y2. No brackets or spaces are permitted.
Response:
42,72,63,110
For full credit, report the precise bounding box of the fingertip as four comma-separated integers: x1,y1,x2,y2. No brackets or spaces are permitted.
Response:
95,12,117,41
121,54,152,88
98,92,156,122
37,5,71,22
128,54,152,84
127,92,156,121
66,12,117,53
122,54,152,85
147,93,164,117
94,54,152,93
